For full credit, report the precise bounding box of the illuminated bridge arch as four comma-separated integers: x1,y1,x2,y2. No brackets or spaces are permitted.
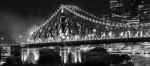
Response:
27,4,150,44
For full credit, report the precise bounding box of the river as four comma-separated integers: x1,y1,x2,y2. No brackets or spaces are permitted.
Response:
131,54,150,66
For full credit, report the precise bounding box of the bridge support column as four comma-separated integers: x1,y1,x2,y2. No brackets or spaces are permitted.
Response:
77,50,81,63
22,48,39,64
59,47,82,64
68,47,82,63
59,48,68,63
21,48,30,62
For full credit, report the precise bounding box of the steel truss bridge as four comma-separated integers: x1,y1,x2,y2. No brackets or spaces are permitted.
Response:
25,4,150,47
21,5,150,64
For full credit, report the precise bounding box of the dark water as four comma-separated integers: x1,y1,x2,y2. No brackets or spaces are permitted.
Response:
131,54,150,66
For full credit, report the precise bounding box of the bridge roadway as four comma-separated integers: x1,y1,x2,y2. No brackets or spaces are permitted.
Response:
23,37,150,48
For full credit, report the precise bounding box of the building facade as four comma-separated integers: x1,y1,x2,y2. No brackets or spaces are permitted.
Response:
110,0,144,23
0,44,21,63
139,4,150,23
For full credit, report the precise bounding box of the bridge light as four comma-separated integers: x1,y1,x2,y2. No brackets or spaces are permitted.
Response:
1,37,4,41
95,20,98,23
93,29,96,32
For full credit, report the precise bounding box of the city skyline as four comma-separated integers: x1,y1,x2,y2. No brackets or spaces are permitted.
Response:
0,0,150,65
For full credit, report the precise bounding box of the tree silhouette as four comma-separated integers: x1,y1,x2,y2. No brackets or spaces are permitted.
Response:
82,47,110,65
38,49,62,64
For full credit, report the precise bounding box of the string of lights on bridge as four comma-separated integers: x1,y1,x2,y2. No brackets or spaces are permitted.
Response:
30,6,61,35
26,5,150,44
63,5,150,28
64,5,102,20
27,31,150,44
32,4,150,35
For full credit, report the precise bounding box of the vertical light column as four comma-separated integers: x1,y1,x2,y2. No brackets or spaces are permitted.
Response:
21,48,26,62
77,50,82,63
32,48,39,64
65,47,82,63
140,31,143,37
67,47,71,54
64,50,67,63
59,50,62,59
74,50,77,63
22,48,30,62
59,49,68,63
61,5,64,13
59,50,64,63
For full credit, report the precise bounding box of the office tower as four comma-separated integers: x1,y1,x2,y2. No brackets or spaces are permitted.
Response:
139,4,150,23
110,0,144,23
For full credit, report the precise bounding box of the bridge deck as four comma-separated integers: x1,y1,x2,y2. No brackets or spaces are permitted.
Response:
23,37,150,48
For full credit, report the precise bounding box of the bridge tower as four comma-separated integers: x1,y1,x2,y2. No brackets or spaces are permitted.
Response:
58,5,82,63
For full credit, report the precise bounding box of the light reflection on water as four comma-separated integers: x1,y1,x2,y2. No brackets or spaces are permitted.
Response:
140,54,150,58
131,54,150,66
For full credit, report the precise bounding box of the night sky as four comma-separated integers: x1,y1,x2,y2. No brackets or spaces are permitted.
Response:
0,0,149,43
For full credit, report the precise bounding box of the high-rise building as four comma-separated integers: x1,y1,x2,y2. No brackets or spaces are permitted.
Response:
0,46,11,61
0,44,21,63
110,0,144,23
139,4,150,23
